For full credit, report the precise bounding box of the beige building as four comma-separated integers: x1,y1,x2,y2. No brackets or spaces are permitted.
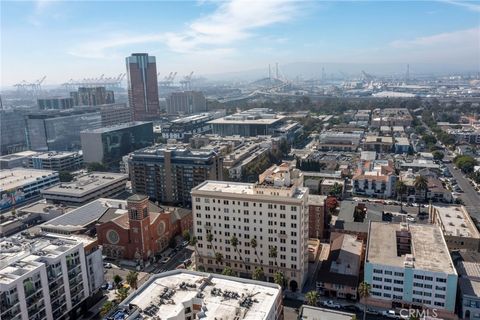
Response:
430,205,480,252
191,162,309,291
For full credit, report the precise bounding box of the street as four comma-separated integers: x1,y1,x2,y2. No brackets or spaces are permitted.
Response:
445,162,480,222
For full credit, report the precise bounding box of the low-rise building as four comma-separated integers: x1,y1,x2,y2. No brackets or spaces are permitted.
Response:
371,108,413,128
395,137,411,154
363,135,394,153
320,179,344,197
0,168,59,211
399,169,452,203
0,231,104,320
455,252,480,320
28,151,84,172
316,234,363,300
365,222,458,319
107,270,283,320
0,151,39,169
298,305,355,320
160,113,216,141
430,205,480,252
399,159,441,172
318,132,362,152
41,172,127,206
352,160,396,198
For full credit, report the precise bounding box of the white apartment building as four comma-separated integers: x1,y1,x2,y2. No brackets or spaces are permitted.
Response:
352,160,396,198
108,270,283,320
365,222,458,319
0,232,104,320
191,163,309,291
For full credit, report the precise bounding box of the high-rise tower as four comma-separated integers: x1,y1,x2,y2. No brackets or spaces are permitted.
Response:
126,53,160,121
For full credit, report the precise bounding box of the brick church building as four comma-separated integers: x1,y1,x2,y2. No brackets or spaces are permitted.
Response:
96,194,192,262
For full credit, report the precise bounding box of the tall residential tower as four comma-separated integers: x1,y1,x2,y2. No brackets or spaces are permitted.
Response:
126,53,160,121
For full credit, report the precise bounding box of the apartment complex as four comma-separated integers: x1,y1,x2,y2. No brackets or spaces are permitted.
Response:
28,151,84,172
365,222,458,319
0,169,59,211
191,163,309,291
126,53,160,121
99,103,133,127
129,145,223,206
0,232,104,320
166,91,207,115
107,270,283,320
352,159,396,198
41,172,127,206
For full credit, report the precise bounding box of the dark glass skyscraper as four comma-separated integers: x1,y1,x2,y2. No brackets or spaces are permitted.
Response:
126,53,160,121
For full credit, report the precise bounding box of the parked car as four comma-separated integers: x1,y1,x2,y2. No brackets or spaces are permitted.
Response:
344,305,361,312
322,300,341,309
381,310,398,318
100,283,109,290
366,308,379,315
182,240,189,247
160,257,171,264
107,282,114,290
104,263,112,269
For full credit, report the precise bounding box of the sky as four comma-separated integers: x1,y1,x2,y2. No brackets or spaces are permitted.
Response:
1,0,479,86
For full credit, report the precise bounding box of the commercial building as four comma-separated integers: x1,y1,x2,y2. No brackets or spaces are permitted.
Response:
399,169,452,203
0,169,59,211
96,194,192,262
80,121,154,168
160,113,215,141
298,306,355,320
107,270,283,320
370,108,413,128
191,163,309,291
208,108,285,137
316,234,363,300
365,222,458,319
352,160,396,198
129,145,223,206
28,151,83,172
126,53,160,121
70,87,114,106
166,91,207,115
99,103,133,127
37,97,74,110
41,172,127,206
363,135,394,153
317,132,362,152
0,232,104,320
430,205,480,252
25,108,102,151
455,252,480,320
0,150,39,169
0,109,28,155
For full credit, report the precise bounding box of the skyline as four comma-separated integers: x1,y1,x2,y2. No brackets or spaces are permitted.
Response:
1,0,480,86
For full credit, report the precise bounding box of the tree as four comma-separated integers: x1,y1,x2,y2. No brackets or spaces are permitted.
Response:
222,267,235,276
58,171,73,182
252,267,265,281
100,301,116,317
230,235,245,270
189,236,199,259
326,196,339,215
395,180,407,213
215,252,223,266
432,150,444,161
113,274,123,289
358,281,371,320
454,155,478,173
414,175,429,213
182,230,191,243
329,182,343,198
126,271,139,290
87,162,107,172
351,315,358,320
269,246,278,267
115,286,129,302
305,290,319,306
273,271,285,288
250,238,261,264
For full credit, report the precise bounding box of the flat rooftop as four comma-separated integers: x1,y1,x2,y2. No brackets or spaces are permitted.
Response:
32,151,81,159
193,181,308,199
41,172,127,196
367,222,455,274
0,150,39,160
208,116,284,125
81,121,151,133
119,270,281,320
0,168,57,191
434,206,480,238
308,194,327,206
299,306,355,320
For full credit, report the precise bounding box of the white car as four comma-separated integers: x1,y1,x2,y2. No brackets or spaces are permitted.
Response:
406,216,415,223
381,310,398,319
322,300,341,309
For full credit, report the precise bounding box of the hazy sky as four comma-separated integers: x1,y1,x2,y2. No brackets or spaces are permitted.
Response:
1,0,479,85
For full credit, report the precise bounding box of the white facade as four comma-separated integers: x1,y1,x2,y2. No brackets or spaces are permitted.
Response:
191,175,309,291
0,233,104,320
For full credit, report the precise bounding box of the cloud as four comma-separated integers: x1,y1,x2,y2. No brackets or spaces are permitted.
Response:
27,0,62,26
441,0,480,12
68,0,301,58
389,27,480,49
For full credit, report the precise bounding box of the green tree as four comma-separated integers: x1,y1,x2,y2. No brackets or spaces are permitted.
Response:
414,175,429,213
432,151,444,161
215,252,223,266
58,171,73,182
222,267,235,277
250,238,261,264
86,162,107,172
126,271,139,290
113,274,123,289
230,235,245,270
252,267,265,281
100,301,116,317
115,286,129,302
395,180,407,213
182,230,191,243
454,155,478,173
269,246,278,268
358,281,371,320
273,271,285,288
329,182,343,198
305,290,319,306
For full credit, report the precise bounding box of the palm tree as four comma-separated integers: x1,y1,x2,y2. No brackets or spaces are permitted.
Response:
100,301,116,317
414,175,428,213
126,271,139,290
305,290,319,306
395,180,407,213
115,286,129,302
215,252,223,266
269,246,278,268
358,281,371,320
252,267,265,281
250,238,262,266
222,267,235,276
230,235,246,270
273,271,285,288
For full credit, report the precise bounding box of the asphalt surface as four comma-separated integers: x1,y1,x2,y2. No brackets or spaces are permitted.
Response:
445,162,480,222
151,246,194,273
